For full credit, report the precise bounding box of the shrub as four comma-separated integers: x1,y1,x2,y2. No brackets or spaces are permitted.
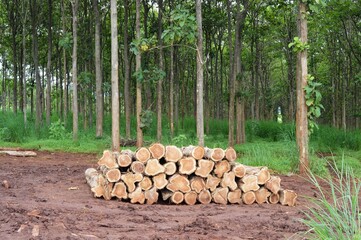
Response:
49,120,69,140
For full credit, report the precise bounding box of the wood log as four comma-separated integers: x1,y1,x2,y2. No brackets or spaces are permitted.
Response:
131,161,145,174
100,166,121,183
85,168,113,200
144,186,159,205
195,159,214,178
225,147,237,162
144,159,165,176
265,176,281,194
204,147,225,162
111,182,128,200
178,157,197,175
135,147,151,163
190,176,206,193
279,189,297,206
121,172,143,193
182,145,205,160
153,173,168,190
117,150,135,167
184,191,198,205
255,187,271,204
214,160,231,178
166,174,191,193
269,193,280,204
140,176,153,191
232,163,246,178
97,150,118,169
205,175,221,192
197,189,212,204
148,143,165,159
165,145,183,162
161,190,173,201
221,171,238,191
164,162,177,175
227,189,242,204
212,187,229,205
245,166,271,185
238,175,260,192
242,191,256,205
171,191,184,204
128,186,145,204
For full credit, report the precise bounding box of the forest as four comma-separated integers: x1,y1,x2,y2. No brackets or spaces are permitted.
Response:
0,0,360,173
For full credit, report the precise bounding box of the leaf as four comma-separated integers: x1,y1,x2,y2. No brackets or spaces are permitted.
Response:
306,99,314,106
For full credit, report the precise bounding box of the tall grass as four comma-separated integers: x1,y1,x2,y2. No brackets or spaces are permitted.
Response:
302,159,361,239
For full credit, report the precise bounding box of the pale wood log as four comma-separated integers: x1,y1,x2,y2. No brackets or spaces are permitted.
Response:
205,175,221,192
265,176,281,194
221,171,238,191
184,191,198,205
212,187,229,205
118,149,135,167
140,176,153,191
197,189,212,204
166,174,191,193
100,166,121,183
97,150,119,169
225,147,237,162
144,159,165,176
135,147,151,163
178,157,197,175
148,143,165,159
161,189,173,201
238,175,260,192
85,168,113,200
128,186,145,204
279,189,297,206
111,182,128,200
164,162,177,175
242,191,256,205
190,176,206,193
153,173,168,190
121,172,143,193
131,161,145,174
245,166,271,185
144,186,159,205
165,145,183,162
255,187,271,204
204,147,225,162
195,159,214,178
232,163,246,178
171,191,184,204
227,189,242,204
269,193,280,204
182,145,205,160
214,160,231,178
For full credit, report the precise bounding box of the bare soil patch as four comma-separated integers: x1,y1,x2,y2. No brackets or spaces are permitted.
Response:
0,151,315,239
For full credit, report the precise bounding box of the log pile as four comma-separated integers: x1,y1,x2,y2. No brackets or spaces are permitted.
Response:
85,143,297,206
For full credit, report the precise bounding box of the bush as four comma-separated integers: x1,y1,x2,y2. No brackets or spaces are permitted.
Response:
49,120,69,140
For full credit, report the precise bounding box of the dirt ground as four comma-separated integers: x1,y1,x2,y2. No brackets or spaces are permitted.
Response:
0,151,315,240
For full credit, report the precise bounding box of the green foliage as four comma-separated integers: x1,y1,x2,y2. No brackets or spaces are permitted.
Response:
0,113,26,143
59,33,73,50
288,37,310,53
143,66,166,85
305,74,324,134
140,110,154,132
49,120,69,140
130,36,157,55
302,159,361,239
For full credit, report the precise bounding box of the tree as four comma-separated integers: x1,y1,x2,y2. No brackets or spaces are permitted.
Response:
21,0,27,126
110,0,120,151
135,0,143,147
195,0,204,146
156,0,164,142
296,1,309,174
71,0,79,141
123,0,131,140
46,0,53,126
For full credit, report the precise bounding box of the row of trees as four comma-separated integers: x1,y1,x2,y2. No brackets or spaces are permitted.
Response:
0,1,360,171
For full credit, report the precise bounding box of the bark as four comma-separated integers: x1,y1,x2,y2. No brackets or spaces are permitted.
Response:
136,0,143,147
156,0,164,141
196,0,204,146
61,0,67,125
21,0,27,126
46,0,52,126
169,46,175,138
123,0,131,139
71,0,79,141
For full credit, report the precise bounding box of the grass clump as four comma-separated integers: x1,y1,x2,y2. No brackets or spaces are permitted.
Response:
302,159,361,239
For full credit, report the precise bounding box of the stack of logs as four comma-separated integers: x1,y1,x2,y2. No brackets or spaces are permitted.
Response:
85,144,297,206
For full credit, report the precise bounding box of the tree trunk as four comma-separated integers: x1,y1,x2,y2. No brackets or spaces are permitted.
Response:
71,0,79,142
46,0,52,126
61,0,67,125
22,0,27,126
136,0,143,147
156,0,164,142
169,46,174,138
93,0,103,138
296,2,309,174
195,0,204,146
110,0,120,151
123,0,131,139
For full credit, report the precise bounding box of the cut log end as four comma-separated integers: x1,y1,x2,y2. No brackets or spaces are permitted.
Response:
131,161,145,174
279,189,297,206
149,143,165,159
214,160,231,178
184,191,198,205
212,187,229,205
225,147,237,162
145,159,165,176
98,150,118,169
111,182,128,200
171,192,184,204
135,147,151,163
242,191,256,205
195,159,214,178
228,189,242,204
198,190,212,204
178,157,197,175
182,145,205,160
165,145,183,162
265,176,281,194
145,187,159,205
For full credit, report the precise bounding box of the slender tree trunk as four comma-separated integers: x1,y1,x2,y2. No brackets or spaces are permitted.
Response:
2,55,6,112
93,0,103,138
71,0,79,141
196,0,204,146
22,0,27,126
156,0,164,142
169,46,174,139
136,0,143,147
296,2,309,174
61,0,68,125
124,0,131,139
46,0,52,125
110,0,120,151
